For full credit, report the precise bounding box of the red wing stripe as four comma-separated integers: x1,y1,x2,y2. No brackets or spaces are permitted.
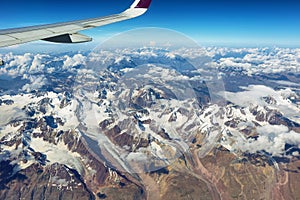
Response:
135,0,152,8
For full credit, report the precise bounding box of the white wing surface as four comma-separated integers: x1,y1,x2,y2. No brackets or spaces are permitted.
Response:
0,0,152,48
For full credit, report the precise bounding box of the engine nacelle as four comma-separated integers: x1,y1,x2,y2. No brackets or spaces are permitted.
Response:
43,33,92,43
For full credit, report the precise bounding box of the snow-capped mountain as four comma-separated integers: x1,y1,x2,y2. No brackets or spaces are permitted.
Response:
1,47,300,199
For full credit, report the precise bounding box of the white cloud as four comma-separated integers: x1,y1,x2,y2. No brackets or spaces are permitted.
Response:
63,54,86,69
224,85,300,123
144,65,189,81
28,54,48,73
241,125,300,156
0,53,49,77
219,57,252,68
22,75,47,92
5,53,33,77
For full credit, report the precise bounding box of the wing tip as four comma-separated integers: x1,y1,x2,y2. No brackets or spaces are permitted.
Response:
132,0,152,9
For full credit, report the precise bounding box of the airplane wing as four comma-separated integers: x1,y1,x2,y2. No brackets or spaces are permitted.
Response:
0,0,152,48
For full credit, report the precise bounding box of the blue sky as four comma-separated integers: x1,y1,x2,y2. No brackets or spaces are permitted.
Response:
1,0,300,50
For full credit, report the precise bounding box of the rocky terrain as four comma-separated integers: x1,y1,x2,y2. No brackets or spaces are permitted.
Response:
0,47,300,199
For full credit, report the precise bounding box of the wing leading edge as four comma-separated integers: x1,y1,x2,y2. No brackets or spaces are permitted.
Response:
0,0,152,48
